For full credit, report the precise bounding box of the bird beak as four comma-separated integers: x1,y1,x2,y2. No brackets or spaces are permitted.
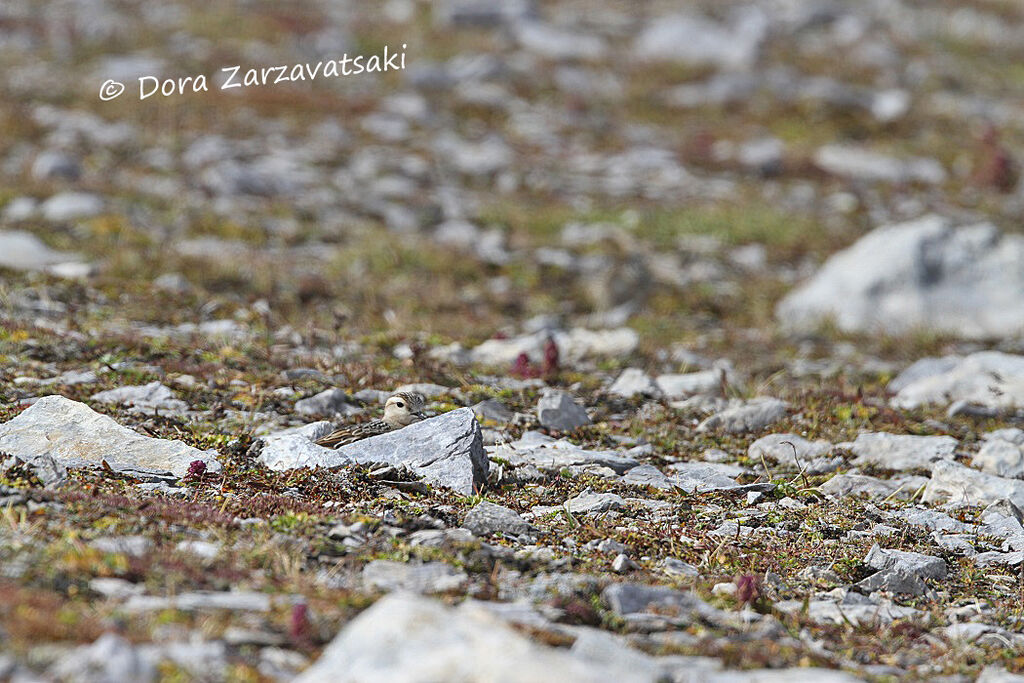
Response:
414,411,427,420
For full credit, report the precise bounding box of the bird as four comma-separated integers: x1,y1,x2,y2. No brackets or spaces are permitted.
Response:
314,391,427,448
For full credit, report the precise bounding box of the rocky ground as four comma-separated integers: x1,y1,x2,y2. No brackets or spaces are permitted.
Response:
2,0,1024,681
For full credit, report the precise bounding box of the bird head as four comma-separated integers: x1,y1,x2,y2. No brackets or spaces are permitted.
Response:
382,392,427,427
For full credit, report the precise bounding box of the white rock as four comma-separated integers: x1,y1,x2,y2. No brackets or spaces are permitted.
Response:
924,460,1024,509
515,21,606,61
820,473,928,501
871,88,911,122
696,397,787,433
890,351,1024,412
3,197,38,221
814,145,946,184
362,560,468,594
40,191,104,221
122,591,275,613
666,463,744,493
175,540,222,560
777,217,1024,339
48,633,156,683
608,368,661,398
634,8,767,69
975,430,1024,479
467,327,638,367
848,432,958,472
656,363,736,398
488,432,639,474
0,230,86,273
775,597,921,628
91,535,153,557
748,433,831,464
564,491,625,514
0,395,219,477
611,553,637,573
864,543,947,579
91,381,188,414
256,407,487,495
294,593,650,683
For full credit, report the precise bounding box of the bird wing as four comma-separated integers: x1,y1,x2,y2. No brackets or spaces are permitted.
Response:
314,420,390,448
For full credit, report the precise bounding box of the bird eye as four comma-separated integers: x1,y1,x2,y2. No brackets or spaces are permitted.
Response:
396,402,404,408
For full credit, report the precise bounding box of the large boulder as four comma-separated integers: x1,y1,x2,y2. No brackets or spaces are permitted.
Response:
924,461,1024,509
0,395,219,477
256,407,487,495
633,9,767,69
294,593,650,683
889,352,1024,414
776,216,1024,338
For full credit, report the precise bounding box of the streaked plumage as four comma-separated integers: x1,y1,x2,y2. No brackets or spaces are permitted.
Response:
315,391,426,448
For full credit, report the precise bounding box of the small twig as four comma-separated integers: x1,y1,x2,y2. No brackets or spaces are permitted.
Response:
759,450,774,482
780,440,810,489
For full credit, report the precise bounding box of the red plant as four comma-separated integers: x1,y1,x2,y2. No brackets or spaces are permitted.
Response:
736,573,761,605
542,337,560,378
511,352,540,378
184,460,207,480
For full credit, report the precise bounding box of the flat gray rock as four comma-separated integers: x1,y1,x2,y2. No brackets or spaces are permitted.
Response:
293,593,649,683
40,191,104,221
888,356,963,393
974,552,1024,568
924,460,1024,509
633,9,767,69
91,381,188,414
608,368,661,398
122,591,277,613
463,501,537,537
620,464,674,490
820,473,928,501
568,629,722,682
257,407,487,495
90,535,153,557
602,582,720,624
814,145,945,184
848,432,958,472
696,397,787,433
666,463,743,493
656,361,739,398
564,491,625,514
748,433,832,465
775,596,922,628
0,395,219,478
0,230,88,276
974,430,1024,478
777,217,1024,339
865,544,947,580
536,390,591,431
47,633,156,683
488,432,639,474
856,568,928,596
885,507,974,534
890,352,1024,413
361,560,468,594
